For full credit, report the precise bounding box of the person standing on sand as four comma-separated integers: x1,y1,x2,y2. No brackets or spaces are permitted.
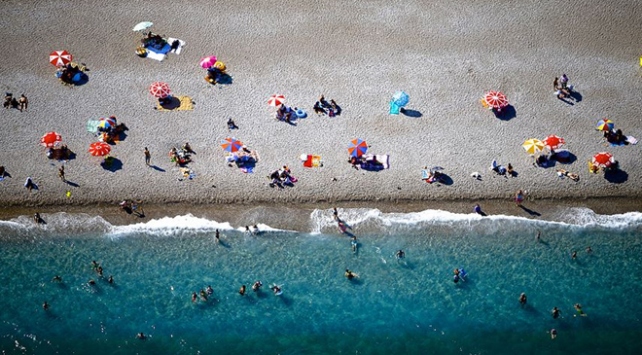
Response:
18,94,28,112
515,190,525,206
58,166,65,182
144,147,151,166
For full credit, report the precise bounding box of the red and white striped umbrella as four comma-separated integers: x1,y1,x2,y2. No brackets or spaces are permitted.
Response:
88,142,111,157
543,135,565,151
49,50,73,67
149,82,171,98
40,132,62,147
592,152,614,168
483,91,509,109
268,94,285,107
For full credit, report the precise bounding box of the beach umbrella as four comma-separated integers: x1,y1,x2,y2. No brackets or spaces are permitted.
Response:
88,141,111,157
268,94,285,107
543,135,565,151
596,118,614,131
149,82,171,98
484,91,509,109
86,119,100,134
592,152,614,168
392,91,410,107
522,138,545,155
98,116,117,130
49,50,72,67
40,132,62,147
220,137,243,153
132,21,153,32
200,56,217,69
348,138,368,158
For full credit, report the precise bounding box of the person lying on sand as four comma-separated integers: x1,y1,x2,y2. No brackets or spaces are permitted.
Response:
556,169,579,182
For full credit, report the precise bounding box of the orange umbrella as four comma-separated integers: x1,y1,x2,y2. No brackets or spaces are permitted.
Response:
543,135,565,151
592,152,614,168
483,91,508,109
88,142,111,157
40,132,62,147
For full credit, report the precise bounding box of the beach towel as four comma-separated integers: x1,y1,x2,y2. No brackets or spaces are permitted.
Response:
167,38,186,54
389,101,400,115
147,43,172,55
155,96,194,111
360,154,390,171
302,155,322,168
145,50,166,61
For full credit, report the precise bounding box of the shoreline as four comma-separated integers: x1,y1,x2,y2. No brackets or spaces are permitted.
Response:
1,196,639,232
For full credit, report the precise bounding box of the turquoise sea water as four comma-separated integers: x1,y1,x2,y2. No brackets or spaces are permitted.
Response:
1,208,642,354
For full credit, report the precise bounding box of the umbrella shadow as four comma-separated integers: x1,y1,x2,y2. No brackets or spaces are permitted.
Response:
435,174,454,186
217,74,233,85
401,108,422,118
150,165,165,172
552,151,577,165
101,158,123,172
569,90,582,102
604,169,628,183
518,205,541,217
157,97,181,110
494,105,516,120
74,73,89,86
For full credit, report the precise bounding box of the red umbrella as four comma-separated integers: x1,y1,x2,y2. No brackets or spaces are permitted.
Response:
88,142,111,157
484,91,509,109
149,82,171,98
592,152,614,168
49,50,73,67
268,94,285,107
543,135,565,151
40,132,62,147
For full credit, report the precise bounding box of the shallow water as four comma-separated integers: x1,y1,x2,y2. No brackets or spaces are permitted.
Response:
1,208,642,354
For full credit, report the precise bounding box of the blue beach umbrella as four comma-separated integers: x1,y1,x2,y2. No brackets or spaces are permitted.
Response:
392,91,410,107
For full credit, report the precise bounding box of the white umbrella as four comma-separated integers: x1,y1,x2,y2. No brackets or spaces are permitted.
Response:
133,21,153,32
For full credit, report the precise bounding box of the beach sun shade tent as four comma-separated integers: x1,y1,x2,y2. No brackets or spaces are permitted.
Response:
200,56,217,69
596,118,614,131
221,137,243,153
98,116,117,130
348,138,368,158
49,50,72,67
484,91,509,109
392,91,410,107
268,94,285,107
544,135,565,151
522,138,545,155
132,21,153,32
40,132,62,147
88,141,111,157
149,82,171,98
592,152,614,168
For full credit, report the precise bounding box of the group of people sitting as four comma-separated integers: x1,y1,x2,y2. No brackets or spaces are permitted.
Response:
226,145,258,172
553,74,573,100
4,93,27,111
267,165,297,188
275,104,302,123
169,143,195,166
313,95,341,116
97,118,128,144
56,62,87,85
603,128,630,146
490,160,515,176
205,62,227,84
141,32,179,52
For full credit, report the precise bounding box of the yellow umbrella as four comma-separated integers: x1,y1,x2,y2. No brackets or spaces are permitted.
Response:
522,138,545,155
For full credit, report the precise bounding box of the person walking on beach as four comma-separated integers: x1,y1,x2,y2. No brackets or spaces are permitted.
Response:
514,190,525,206
144,147,151,166
58,166,65,182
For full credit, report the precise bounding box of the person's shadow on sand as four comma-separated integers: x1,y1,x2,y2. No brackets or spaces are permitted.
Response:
519,205,541,217
150,165,165,172
400,108,422,118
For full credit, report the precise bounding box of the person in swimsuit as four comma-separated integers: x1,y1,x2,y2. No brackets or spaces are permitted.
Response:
345,269,357,279
396,250,405,259
252,281,262,292
519,293,527,306
552,307,561,319
239,285,246,296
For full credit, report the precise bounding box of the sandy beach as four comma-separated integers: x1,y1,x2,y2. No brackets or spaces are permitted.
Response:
1,0,642,217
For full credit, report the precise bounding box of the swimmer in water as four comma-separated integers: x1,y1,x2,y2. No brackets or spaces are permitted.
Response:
396,250,405,259
215,229,220,243
200,289,208,301
206,285,213,295
271,285,282,295
43,301,49,311
552,306,561,319
453,274,460,283
574,303,586,316
550,328,557,340
519,293,527,306
239,285,246,296
586,246,592,253
91,260,99,271
351,236,357,252
137,332,146,340
88,279,96,286
572,250,577,260
97,266,103,277
52,275,62,282
192,292,198,303
252,225,259,235
345,269,357,279
536,230,541,242
252,281,263,292
108,275,114,284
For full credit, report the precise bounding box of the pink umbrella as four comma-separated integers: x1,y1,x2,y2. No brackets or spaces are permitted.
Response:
200,56,217,69
50,50,72,67
149,82,171,98
268,94,285,107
